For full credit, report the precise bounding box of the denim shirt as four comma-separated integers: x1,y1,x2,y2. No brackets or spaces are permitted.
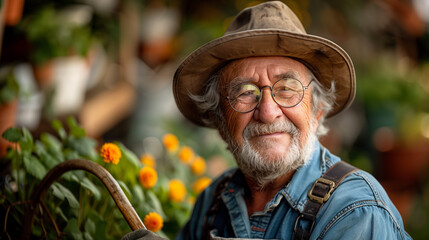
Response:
176,141,411,240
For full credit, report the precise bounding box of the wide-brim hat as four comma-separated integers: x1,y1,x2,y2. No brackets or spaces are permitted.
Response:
173,1,356,127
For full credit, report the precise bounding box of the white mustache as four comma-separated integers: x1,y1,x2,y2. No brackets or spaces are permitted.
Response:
243,120,298,139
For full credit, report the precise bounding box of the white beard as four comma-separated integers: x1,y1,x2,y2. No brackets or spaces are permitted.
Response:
227,119,317,188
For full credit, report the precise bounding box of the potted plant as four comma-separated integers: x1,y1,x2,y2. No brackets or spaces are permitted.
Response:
358,59,429,175
18,5,96,117
19,5,93,89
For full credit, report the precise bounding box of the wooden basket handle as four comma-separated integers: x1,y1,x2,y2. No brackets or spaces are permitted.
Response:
21,159,145,239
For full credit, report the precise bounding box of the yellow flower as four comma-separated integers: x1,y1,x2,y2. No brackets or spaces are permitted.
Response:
143,212,163,232
168,179,187,203
190,156,206,176
140,153,156,168
192,177,212,194
162,133,179,152
100,143,121,165
139,166,158,189
178,146,194,164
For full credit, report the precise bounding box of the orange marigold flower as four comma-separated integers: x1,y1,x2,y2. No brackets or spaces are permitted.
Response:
139,166,158,189
190,156,206,176
168,179,187,203
140,153,156,168
100,143,121,165
162,133,179,152
143,212,163,232
192,177,212,194
178,146,194,164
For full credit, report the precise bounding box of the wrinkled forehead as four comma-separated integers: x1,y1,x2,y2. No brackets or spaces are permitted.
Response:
218,56,312,87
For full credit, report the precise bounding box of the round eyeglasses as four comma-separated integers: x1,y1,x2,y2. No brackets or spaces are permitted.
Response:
226,78,313,113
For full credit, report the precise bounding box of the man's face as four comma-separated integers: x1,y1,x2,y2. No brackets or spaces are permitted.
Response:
218,57,321,185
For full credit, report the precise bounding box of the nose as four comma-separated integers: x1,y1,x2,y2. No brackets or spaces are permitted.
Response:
253,87,283,123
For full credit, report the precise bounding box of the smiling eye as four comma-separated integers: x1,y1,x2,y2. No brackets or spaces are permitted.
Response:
230,84,260,101
274,88,296,99
271,78,305,106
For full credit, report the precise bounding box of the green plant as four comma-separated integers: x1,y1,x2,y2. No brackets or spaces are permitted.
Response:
0,69,19,105
357,58,429,144
19,6,93,64
0,117,212,239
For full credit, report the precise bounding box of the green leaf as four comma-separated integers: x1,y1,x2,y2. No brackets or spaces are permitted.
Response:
19,128,34,152
146,190,166,219
87,212,112,240
53,182,80,208
64,218,83,240
61,171,74,181
79,177,101,200
65,136,97,159
51,182,65,201
23,154,47,180
67,116,86,138
118,142,141,168
42,151,61,169
52,119,67,140
84,218,96,235
35,142,61,169
54,206,68,222
63,149,81,161
39,133,65,163
35,140,47,155
40,133,62,153
1,127,21,142
133,185,145,203
83,232,93,240
4,146,19,163
0,73,19,104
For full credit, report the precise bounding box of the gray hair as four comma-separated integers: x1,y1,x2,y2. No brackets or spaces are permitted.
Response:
189,67,336,137
307,70,336,136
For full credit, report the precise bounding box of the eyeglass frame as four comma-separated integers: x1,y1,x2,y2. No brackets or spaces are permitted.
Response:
225,78,314,113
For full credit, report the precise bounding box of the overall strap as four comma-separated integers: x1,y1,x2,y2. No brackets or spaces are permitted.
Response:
202,169,237,239
293,161,357,240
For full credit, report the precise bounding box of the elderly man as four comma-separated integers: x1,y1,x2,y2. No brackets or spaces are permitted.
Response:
171,1,410,240
123,1,410,240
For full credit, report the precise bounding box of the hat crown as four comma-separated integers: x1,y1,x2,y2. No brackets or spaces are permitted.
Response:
226,1,306,35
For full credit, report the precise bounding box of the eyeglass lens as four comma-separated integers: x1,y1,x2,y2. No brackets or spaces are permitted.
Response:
227,78,305,113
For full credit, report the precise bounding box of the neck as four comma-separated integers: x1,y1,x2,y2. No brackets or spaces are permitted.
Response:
244,170,295,216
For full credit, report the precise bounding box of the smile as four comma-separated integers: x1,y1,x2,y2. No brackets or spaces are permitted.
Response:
252,132,289,139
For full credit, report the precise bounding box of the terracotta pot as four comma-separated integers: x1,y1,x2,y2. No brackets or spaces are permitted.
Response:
378,140,429,225
3,0,25,26
140,39,175,68
379,140,429,187
0,100,18,157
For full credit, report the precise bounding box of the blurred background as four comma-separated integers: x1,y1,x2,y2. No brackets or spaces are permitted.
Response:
0,0,428,238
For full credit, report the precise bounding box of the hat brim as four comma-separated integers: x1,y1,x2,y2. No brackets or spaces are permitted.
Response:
173,29,356,127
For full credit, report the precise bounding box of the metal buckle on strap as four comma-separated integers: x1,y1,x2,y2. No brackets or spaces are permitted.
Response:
293,213,315,239
308,178,335,204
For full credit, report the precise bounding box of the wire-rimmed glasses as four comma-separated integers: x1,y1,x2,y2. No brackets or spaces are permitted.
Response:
226,78,313,113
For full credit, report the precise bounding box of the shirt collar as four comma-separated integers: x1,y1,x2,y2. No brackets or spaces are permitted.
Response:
279,140,334,212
